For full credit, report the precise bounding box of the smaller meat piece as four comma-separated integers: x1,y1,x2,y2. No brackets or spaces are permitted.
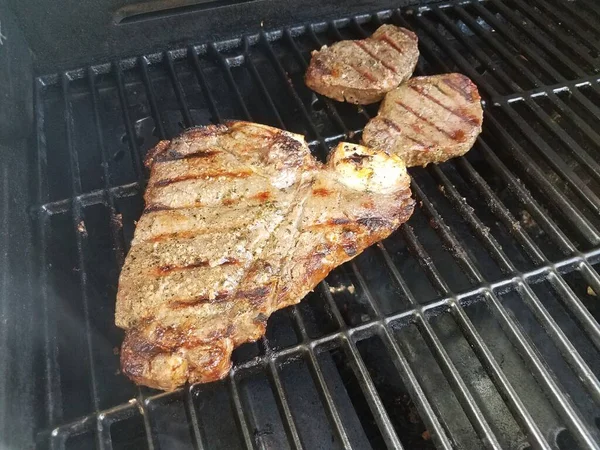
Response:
305,24,419,104
362,73,483,167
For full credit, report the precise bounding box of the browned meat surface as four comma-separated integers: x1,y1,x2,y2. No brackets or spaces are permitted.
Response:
115,121,415,391
362,73,483,167
305,24,419,104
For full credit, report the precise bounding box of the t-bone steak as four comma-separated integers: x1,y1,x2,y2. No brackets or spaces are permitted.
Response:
115,121,415,390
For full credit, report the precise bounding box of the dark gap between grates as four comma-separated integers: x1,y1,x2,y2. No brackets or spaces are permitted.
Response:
429,310,529,449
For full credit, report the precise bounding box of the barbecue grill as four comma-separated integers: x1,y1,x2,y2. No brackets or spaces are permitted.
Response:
2,0,600,448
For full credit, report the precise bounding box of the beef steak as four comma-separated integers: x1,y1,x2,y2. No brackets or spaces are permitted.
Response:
362,73,484,167
115,121,415,390
305,24,419,104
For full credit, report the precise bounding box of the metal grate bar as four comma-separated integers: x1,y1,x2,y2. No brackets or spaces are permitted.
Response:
136,394,157,450
546,270,600,352
60,73,101,413
533,0,600,49
242,37,286,130
416,8,600,220
428,8,522,94
448,5,600,182
228,374,256,449
486,111,600,244
183,386,207,450
35,83,63,428
484,288,600,450
468,2,565,84
112,62,145,183
188,46,222,124
499,104,600,213
517,281,600,403
339,335,405,449
467,1,600,129
315,281,406,449
284,27,353,136
431,165,517,273
164,51,194,128
139,56,168,140
288,307,353,449
510,0,599,70
454,157,547,265
451,5,543,89
404,178,600,449
374,246,503,448
87,68,126,266
258,31,329,157
518,97,600,185
473,137,577,254
208,43,253,121
266,360,304,450
450,304,552,449
485,0,587,78
336,265,457,449
577,0,600,15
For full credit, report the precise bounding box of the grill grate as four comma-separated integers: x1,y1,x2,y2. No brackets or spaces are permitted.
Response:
33,0,600,449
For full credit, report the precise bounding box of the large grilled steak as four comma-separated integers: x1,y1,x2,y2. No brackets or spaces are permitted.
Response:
305,24,419,104
362,73,484,167
115,121,415,390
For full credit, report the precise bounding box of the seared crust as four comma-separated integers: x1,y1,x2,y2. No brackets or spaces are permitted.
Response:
116,122,414,390
362,73,483,167
305,24,419,104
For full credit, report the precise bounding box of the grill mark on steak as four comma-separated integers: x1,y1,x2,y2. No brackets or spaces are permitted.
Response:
442,76,475,102
405,134,430,149
354,41,398,74
170,292,231,309
378,34,405,54
144,203,173,213
394,99,457,141
347,62,377,82
153,170,253,187
313,187,333,197
155,150,220,164
382,118,402,133
411,85,479,125
155,258,240,276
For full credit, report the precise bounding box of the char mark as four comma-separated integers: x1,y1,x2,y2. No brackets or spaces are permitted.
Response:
442,76,476,102
354,41,398,74
347,62,377,82
170,291,231,309
382,118,402,133
394,100,457,141
155,258,239,276
153,170,252,187
378,34,405,54
144,203,173,213
154,150,220,164
357,217,391,230
412,85,480,125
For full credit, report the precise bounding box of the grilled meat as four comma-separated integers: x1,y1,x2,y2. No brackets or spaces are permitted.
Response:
362,73,483,167
115,121,415,391
305,24,419,104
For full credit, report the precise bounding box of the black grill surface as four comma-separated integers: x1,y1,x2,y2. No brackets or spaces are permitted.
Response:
30,0,600,449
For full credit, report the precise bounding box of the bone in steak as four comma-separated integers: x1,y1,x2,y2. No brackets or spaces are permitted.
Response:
115,121,415,390
305,24,419,104
362,73,484,167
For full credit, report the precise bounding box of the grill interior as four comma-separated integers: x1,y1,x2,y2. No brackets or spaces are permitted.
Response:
21,0,600,448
